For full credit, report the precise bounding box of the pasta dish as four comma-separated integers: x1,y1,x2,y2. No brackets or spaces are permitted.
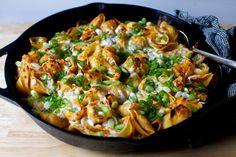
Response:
15,14,213,139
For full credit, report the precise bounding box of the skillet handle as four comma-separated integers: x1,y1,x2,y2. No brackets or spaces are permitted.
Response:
0,42,19,107
0,41,16,56
0,86,19,107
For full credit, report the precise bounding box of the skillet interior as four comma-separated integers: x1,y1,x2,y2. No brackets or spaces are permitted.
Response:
2,3,223,152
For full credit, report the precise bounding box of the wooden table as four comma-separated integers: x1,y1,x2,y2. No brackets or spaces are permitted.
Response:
1,23,236,157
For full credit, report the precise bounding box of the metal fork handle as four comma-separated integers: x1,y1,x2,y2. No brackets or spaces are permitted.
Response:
193,48,236,69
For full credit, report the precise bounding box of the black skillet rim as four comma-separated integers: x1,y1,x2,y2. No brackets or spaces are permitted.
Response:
1,2,225,150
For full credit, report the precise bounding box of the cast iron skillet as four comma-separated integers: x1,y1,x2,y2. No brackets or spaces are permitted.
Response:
0,3,224,152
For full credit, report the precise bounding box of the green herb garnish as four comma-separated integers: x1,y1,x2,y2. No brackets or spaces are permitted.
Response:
144,80,155,93
42,94,66,113
55,71,66,80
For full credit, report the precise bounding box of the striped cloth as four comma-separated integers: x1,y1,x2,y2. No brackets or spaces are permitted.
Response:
176,10,236,97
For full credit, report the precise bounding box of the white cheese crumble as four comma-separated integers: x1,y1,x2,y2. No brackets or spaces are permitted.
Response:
87,118,94,126
62,91,78,102
175,91,190,99
31,63,40,71
146,21,152,26
44,101,50,110
31,79,36,86
42,42,50,49
95,28,102,35
101,38,113,47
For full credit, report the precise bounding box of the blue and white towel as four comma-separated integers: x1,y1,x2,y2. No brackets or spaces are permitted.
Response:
176,10,236,97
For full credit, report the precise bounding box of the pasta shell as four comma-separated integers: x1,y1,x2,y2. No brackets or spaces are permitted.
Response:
65,58,78,74
87,100,112,124
188,73,214,87
118,103,135,117
41,59,64,77
138,76,157,92
90,13,105,28
128,36,148,50
29,37,47,49
194,63,209,75
160,42,178,52
78,41,98,61
40,112,69,129
67,27,78,39
176,97,202,111
160,21,178,42
22,51,40,64
115,23,127,35
172,58,195,77
130,110,154,137
30,71,48,94
118,116,135,138
16,66,31,95
122,53,148,77
126,22,138,31
152,119,162,131
116,37,127,49
192,54,205,65
101,19,118,34
63,99,85,121
162,105,191,129
102,46,119,65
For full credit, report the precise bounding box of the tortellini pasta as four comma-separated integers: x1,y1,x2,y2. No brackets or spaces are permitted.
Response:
16,13,213,139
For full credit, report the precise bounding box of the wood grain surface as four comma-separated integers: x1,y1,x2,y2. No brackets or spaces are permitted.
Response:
1,23,236,157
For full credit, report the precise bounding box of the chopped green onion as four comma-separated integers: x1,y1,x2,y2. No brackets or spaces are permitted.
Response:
102,80,113,85
157,109,165,117
192,108,198,113
100,105,109,113
128,93,137,102
30,90,39,98
196,83,207,91
78,60,85,67
188,89,196,101
61,78,68,83
120,66,130,76
138,17,147,27
69,107,78,113
156,35,168,43
42,94,66,113
55,71,66,80
145,85,155,93
15,61,23,67
107,118,115,128
90,24,96,30
40,73,49,81
95,131,104,137
138,99,158,121
100,32,107,40
144,80,155,93
78,93,85,101
37,51,45,57
115,124,124,131
188,94,195,101
111,101,118,108
127,85,138,93
185,52,192,58
155,90,170,106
